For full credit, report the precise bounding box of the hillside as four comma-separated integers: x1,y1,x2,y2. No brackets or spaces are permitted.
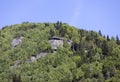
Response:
0,21,120,82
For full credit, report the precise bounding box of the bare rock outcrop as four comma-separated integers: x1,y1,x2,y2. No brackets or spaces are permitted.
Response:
11,37,24,48
49,36,64,50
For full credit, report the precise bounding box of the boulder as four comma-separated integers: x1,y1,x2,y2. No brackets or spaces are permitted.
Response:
49,36,64,50
12,37,24,48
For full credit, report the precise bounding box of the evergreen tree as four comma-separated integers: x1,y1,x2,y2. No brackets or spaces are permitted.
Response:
0,22,120,81
98,30,102,36
107,35,110,41
116,35,120,45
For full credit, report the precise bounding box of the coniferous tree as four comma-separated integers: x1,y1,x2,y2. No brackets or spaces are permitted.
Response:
0,22,120,81
101,41,109,56
98,30,102,36
107,35,110,41
12,74,22,82
50,29,55,37
116,35,120,45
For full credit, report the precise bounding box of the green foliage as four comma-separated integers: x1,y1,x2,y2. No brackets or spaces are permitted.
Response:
0,22,120,81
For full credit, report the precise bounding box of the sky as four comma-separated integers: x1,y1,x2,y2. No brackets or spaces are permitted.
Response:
0,0,120,37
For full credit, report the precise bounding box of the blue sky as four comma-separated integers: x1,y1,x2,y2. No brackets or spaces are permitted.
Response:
0,0,120,37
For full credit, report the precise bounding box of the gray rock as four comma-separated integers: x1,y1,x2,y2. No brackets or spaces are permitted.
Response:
49,36,64,50
67,39,73,46
13,60,20,66
30,56,37,62
36,52,47,60
30,52,47,62
12,37,24,48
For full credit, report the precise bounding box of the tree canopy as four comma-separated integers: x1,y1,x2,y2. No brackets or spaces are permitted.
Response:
0,21,120,82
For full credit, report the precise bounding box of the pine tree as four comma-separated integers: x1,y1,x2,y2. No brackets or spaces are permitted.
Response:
98,30,102,36
102,41,109,56
116,35,120,45
107,35,110,41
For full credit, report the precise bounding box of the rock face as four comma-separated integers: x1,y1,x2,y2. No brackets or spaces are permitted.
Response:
30,52,47,62
11,37,24,48
67,39,72,46
11,52,47,68
11,36,72,68
13,60,20,67
49,36,64,50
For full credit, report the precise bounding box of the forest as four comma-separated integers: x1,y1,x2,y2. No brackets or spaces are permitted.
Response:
0,21,120,82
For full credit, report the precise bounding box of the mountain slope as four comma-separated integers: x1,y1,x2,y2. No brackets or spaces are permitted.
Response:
0,21,120,82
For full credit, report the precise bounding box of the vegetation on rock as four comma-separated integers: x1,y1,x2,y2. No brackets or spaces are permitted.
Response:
0,21,120,82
